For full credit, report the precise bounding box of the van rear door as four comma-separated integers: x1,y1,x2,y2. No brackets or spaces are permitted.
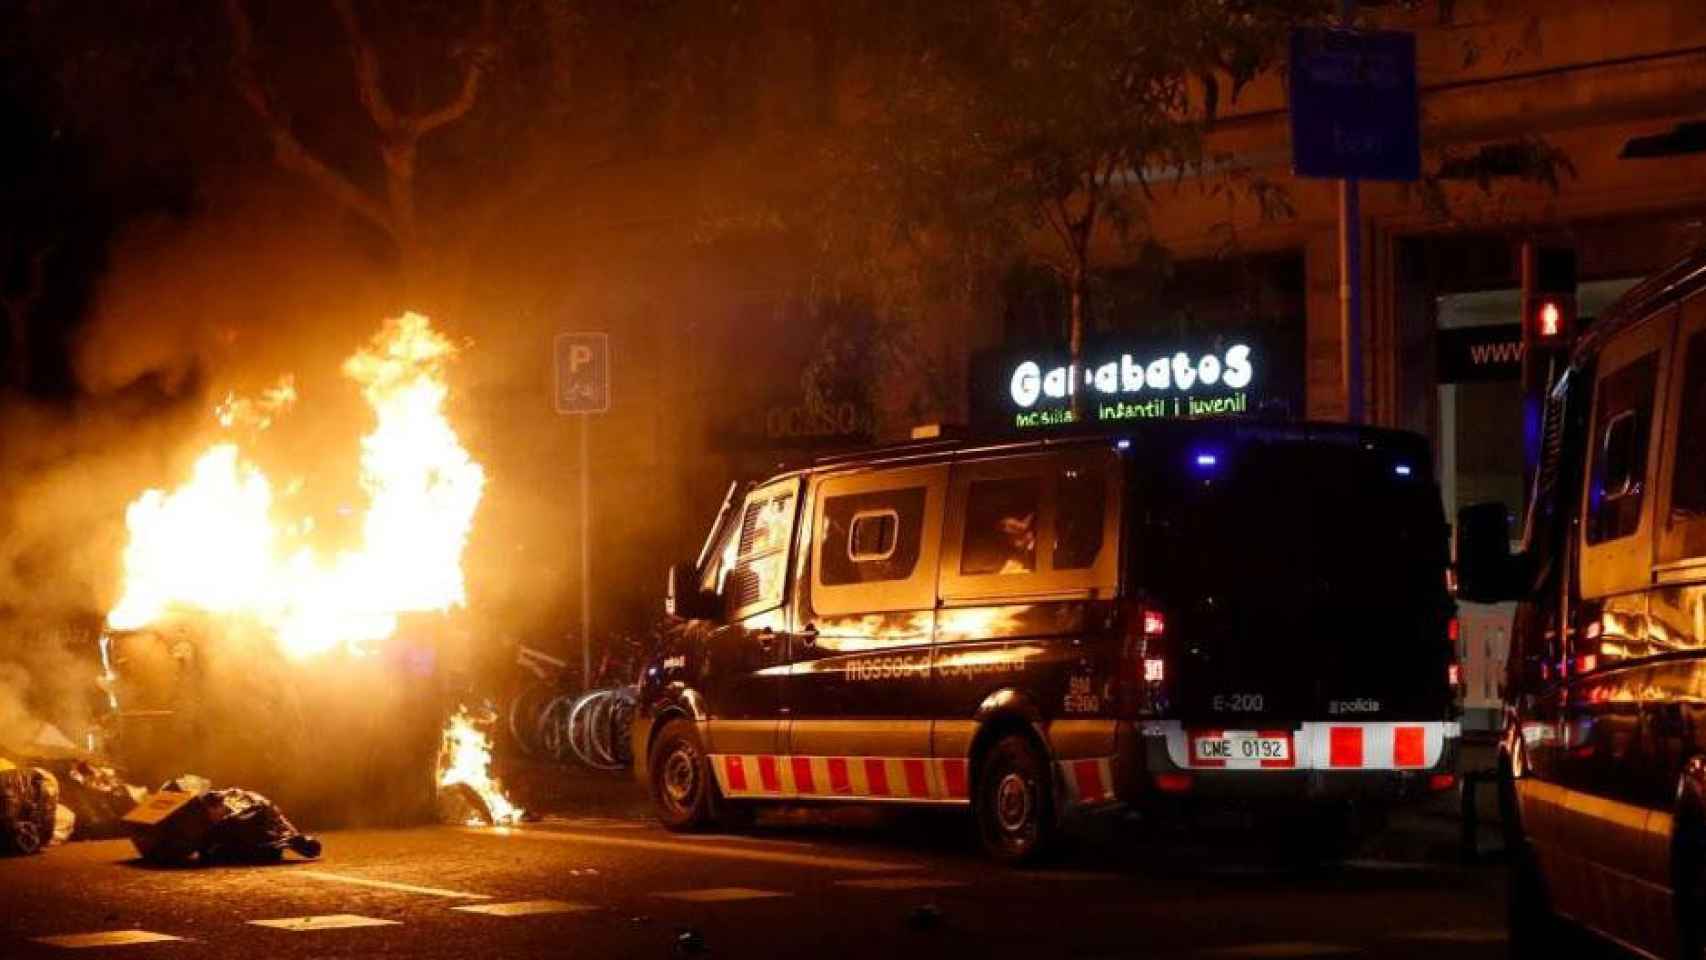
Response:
1137,426,1454,728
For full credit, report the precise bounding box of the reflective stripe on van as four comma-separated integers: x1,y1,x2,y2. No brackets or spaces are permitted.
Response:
708,753,1121,807
1147,721,1461,771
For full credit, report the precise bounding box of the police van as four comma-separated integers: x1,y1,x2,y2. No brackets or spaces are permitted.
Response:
1458,248,1706,958
636,420,1460,862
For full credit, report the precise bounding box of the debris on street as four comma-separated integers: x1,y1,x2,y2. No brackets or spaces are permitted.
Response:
0,765,62,856
122,779,320,864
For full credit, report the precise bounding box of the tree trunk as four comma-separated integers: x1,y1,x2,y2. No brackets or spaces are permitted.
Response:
1068,261,1087,420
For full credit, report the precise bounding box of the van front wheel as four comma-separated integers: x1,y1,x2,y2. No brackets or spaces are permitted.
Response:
974,734,1056,864
648,718,716,831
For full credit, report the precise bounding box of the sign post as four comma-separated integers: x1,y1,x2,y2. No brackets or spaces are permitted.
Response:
1289,11,1420,424
554,332,610,686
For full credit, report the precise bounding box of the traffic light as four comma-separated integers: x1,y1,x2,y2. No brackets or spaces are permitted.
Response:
1521,243,1577,350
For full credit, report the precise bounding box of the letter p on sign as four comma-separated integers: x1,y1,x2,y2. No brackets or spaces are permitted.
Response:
554,332,610,414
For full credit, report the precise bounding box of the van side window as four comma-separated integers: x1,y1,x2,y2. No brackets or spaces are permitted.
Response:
1586,353,1658,544
820,488,926,585
1670,331,1706,519
726,486,797,615
960,477,1041,575
1054,463,1106,570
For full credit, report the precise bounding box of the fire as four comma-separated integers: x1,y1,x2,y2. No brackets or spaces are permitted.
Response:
105,312,485,659
438,706,523,825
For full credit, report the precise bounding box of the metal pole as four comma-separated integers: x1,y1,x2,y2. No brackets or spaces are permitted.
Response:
1339,0,1363,424
580,413,591,687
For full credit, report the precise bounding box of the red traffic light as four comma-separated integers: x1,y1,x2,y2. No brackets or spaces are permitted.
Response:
1538,300,1562,338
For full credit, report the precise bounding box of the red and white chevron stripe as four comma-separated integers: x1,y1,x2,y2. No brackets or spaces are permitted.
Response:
710,755,970,802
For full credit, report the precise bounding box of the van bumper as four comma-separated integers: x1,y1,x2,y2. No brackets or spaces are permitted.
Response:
1109,719,1460,806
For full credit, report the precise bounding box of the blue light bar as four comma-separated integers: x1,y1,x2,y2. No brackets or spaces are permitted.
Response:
1194,453,1218,468
1116,438,1132,451
1394,463,1413,477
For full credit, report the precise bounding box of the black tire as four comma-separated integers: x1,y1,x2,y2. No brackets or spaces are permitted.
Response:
647,718,718,831
1674,814,1706,960
1501,764,1575,959
973,734,1057,865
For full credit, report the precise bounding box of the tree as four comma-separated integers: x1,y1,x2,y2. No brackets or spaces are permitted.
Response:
805,0,1328,415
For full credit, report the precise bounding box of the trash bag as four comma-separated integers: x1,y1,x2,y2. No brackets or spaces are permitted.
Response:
0,768,60,856
52,804,76,845
124,783,320,864
45,759,140,840
198,788,321,863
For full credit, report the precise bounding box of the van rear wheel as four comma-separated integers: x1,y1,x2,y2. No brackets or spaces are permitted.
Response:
648,718,717,831
974,734,1056,865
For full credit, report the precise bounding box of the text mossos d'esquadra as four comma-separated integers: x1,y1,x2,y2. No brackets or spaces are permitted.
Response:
1009,344,1253,409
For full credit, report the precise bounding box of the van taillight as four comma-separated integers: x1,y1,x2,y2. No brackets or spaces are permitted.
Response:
1119,602,1167,719
1447,617,1460,644
1447,662,1461,688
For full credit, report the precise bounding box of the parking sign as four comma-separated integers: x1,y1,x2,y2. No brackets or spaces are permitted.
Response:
554,332,610,414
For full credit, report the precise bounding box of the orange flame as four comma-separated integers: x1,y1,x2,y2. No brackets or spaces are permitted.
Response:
438,706,523,825
105,312,485,659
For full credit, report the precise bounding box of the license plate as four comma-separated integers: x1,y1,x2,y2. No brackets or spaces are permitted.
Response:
1190,732,1292,766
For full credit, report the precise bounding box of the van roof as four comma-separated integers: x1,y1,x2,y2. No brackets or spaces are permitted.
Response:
773,418,1427,478
1575,245,1706,364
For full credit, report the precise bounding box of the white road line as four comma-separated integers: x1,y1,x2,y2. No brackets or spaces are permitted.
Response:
462,826,919,873
1198,943,1360,958
248,914,400,932
836,877,968,890
31,931,185,948
453,900,596,917
291,869,491,900
655,887,790,902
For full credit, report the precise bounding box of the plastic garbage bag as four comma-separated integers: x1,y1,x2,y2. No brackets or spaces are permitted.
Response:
0,767,61,856
124,782,320,864
53,804,75,845
45,759,140,840
198,788,321,863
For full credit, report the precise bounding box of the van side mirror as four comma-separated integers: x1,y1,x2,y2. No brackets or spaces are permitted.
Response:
1456,502,1522,604
666,562,722,620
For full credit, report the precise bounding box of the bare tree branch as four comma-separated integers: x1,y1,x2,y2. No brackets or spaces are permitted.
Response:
330,0,400,135
414,0,495,136
225,0,396,239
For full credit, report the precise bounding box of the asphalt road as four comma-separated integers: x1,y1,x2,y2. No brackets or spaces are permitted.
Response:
1,788,1520,960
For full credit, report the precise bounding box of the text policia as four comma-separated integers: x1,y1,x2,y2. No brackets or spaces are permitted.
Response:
1007,344,1254,428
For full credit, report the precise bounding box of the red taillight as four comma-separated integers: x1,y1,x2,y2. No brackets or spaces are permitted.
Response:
1143,609,1166,637
1447,662,1461,687
1118,602,1168,720
1155,773,1193,793
1143,658,1165,683
1428,772,1457,792
1447,617,1460,644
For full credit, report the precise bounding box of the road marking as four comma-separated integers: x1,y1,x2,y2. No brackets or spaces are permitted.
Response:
248,914,400,932
32,931,185,948
655,887,790,902
1396,929,1508,943
1199,944,1359,958
292,869,491,900
464,826,918,873
453,900,596,917
836,877,968,890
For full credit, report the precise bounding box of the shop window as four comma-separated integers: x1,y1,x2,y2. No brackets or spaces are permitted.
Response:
1671,331,1706,519
820,488,925,586
1054,464,1105,570
961,477,1041,575
1586,353,1658,545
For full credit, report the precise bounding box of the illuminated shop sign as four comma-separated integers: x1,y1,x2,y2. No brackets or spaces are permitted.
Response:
971,334,1297,433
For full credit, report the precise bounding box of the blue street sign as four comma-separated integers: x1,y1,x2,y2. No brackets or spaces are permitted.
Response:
554,332,610,414
1289,27,1421,181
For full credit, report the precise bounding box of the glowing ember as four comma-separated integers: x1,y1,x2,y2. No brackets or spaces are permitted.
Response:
105,312,485,659
439,706,523,825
